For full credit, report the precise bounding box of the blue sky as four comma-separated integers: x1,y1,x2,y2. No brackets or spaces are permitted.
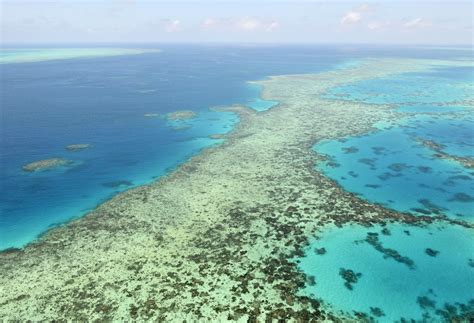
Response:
1,0,473,44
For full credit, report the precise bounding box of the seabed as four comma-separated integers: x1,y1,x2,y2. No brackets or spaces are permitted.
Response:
0,58,473,321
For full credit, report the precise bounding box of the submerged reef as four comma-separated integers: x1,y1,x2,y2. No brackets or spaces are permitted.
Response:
65,144,91,152
143,113,159,118
1,58,473,321
419,138,474,169
209,133,226,139
361,232,416,269
166,110,197,121
339,268,362,290
22,158,72,172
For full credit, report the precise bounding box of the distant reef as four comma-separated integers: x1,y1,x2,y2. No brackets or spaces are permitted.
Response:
66,144,91,152
22,158,72,172
166,110,197,121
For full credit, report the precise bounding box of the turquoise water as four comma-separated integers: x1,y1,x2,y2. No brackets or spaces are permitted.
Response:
246,83,279,112
316,65,474,220
307,57,474,321
396,104,467,113
316,116,474,219
297,223,474,321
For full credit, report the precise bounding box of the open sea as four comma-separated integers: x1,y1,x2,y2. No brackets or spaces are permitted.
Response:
1,44,473,321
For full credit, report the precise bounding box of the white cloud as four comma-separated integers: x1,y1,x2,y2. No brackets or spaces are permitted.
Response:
164,19,181,32
202,17,279,32
202,17,218,28
235,17,262,31
367,21,390,31
341,12,362,25
341,4,372,26
404,18,431,29
264,21,279,32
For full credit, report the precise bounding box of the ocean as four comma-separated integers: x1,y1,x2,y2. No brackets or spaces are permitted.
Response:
1,44,473,320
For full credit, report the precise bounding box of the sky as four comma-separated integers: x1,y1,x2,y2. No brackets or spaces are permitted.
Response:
1,0,473,45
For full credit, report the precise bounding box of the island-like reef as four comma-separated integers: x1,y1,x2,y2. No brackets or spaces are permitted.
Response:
166,110,197,120
22,158,72,172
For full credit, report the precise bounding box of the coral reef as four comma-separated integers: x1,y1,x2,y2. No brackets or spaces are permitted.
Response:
419,138,474,169
22,158,72,172
339,268,362,290
166,110,197,120
2,58,473,321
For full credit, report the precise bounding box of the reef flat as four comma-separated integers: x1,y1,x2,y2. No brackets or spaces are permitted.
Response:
0,48,161,64
1,58,472,321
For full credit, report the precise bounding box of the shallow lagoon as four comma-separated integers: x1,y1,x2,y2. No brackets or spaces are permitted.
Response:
297,222,474,321
316,64,474,219
315,116,474,219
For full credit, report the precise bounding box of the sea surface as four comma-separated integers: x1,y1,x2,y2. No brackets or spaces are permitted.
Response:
1,45,473,320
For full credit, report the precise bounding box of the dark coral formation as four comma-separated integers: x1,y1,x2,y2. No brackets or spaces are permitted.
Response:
314,247,327,255
358,158,377,170
371,147,386,156
417,296,436,309
418,138,474,169
448,193,474,203
342,146,359,154
339,268,362,291
370,306,385,317
411,198,446,216
425,248,439,257
363,232,416,269
388,163,410,172
468,259,474,268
